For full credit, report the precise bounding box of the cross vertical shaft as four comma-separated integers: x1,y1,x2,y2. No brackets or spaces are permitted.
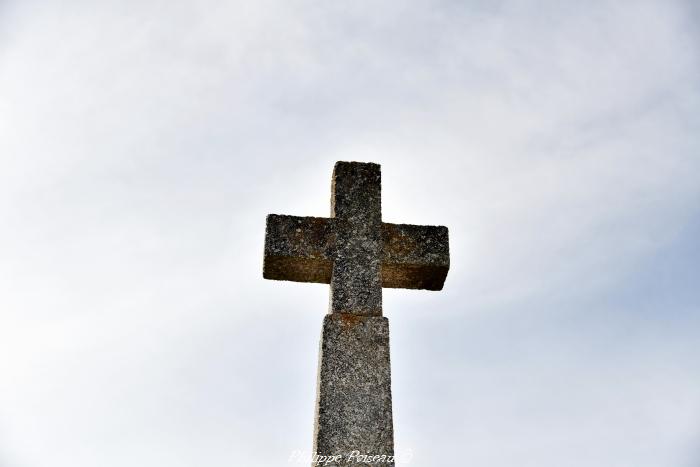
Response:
330,162,382,316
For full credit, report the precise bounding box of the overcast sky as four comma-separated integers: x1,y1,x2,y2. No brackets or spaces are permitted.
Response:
1,1,699,466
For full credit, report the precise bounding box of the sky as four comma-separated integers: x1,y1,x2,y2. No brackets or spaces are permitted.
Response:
0,0,699,466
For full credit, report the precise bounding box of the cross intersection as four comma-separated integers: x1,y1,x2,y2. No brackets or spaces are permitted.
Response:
264,161,449,316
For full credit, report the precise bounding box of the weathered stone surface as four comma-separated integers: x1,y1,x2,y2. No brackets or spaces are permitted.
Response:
381,223,449,290
263,215,334,284
263,161,450,315
262,161,450,467
313,314,394,467
330,162,383,316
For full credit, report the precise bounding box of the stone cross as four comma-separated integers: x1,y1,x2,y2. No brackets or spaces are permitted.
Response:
263,161,449,466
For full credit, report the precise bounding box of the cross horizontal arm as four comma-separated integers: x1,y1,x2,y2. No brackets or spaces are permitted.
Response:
381,223,450,290
263,214,335,284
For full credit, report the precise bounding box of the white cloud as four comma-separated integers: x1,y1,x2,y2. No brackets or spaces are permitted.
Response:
0,1,698,466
